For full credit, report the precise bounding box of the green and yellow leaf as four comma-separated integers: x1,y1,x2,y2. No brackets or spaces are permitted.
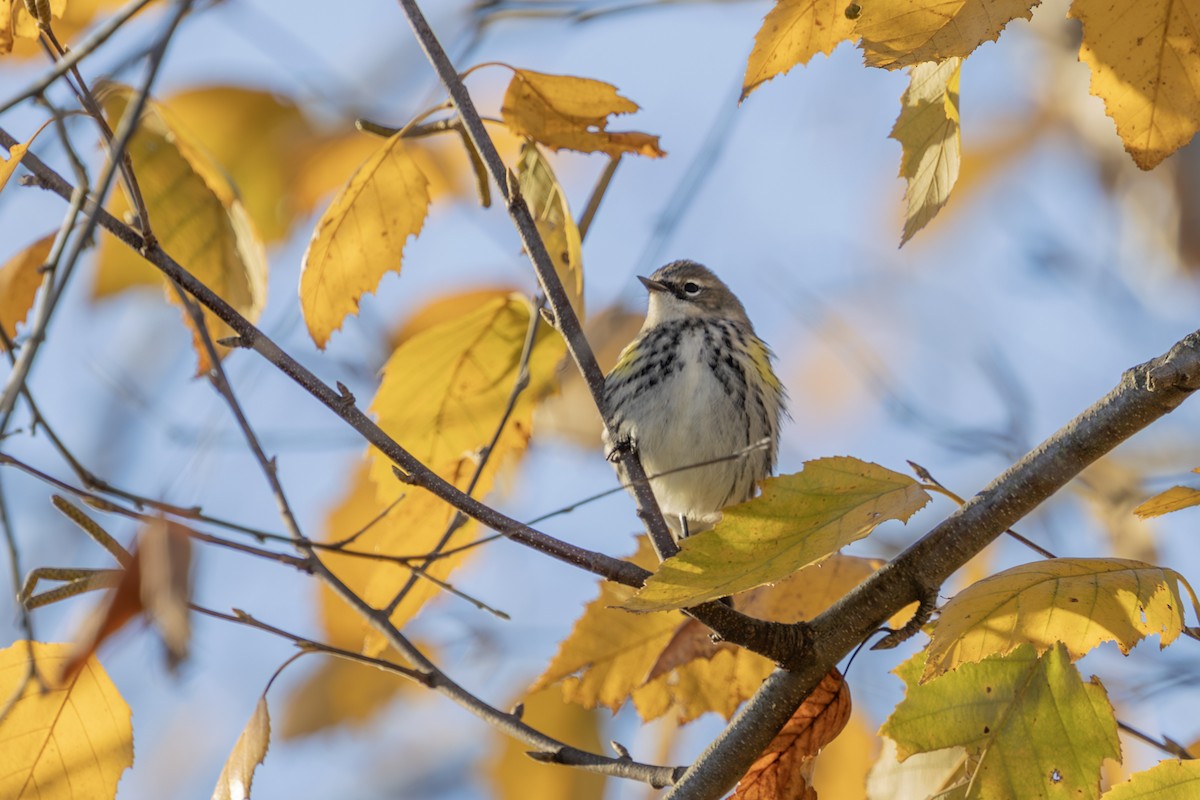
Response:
0,641,133,800
500,68,665,158
882,644,1119,800
1101,760,1200,800
1072,0,1200,170
924,558,1193,682
300,132,430,349
515,143,584,319
857,0,1038,69
891,57,962,246
98,83,268,374
621,458,928,612
0,232,53,346
742,0,858,100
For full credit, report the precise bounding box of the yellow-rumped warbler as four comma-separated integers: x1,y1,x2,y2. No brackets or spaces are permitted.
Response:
603,260,786,539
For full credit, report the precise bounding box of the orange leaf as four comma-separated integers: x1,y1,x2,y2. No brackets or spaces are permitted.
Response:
734,669,852,800
500,68,665,158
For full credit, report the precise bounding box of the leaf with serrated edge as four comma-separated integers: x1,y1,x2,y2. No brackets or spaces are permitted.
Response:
500,68,665,158
882,644,1119,800
621,458,928,612
925,558,1192,682
1134,484,1200,518
742,0,857,100
212,696,270,800
858,0,1038,69
1102,759,1200,800
0,641,133,800
300,132,430,348
892,58,961,246
1072,0,1200,170
99,84,268,374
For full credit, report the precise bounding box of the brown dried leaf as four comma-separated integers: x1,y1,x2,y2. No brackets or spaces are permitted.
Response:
733,669,852,800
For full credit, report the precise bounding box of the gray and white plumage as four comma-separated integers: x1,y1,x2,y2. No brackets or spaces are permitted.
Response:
603,260,786,538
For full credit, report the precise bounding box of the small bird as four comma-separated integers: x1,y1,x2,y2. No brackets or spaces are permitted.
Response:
603,260,786,540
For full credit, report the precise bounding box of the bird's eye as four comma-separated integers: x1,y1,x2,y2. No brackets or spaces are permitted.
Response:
682,281,702,296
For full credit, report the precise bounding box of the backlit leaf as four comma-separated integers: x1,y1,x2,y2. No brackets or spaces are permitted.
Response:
300,132,430,349
1102,760,1200,800
0,138,29,192
882,645,1119,800
621,458,928,611
500,68,666,158
734,669,851,800
924,558,1192,681
0,231,52,347
866,739,968,800
515,143,584,319
280,651,420,739
1133,484,1200,518
742,0,858,100
857,0,1038,69
212,695,270,800
486,686,606,800
1072,0,1200,170
811,710,876,800
0,641,133,800
891,57,962,246
532,537,685,713
99,83,268,374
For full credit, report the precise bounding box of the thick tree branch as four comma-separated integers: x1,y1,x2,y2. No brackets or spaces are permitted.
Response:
666,332,1200,799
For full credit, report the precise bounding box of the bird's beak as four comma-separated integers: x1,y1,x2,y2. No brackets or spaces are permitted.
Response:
638,275,668,293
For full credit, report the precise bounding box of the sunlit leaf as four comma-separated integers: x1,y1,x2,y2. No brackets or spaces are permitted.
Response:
734,669,851,800
1133,484,1200,518
515,143,584,319
742,0,858,100
0,641,133,800
299,132,430,349
882,645,1119,800
811,711,877,800
857,0,1038,69
1102,760,1200,800
621,458,928,612
98,83,268,374
212,695,270,800
0,138,29,192
866,739,968,800
1072,0,1200,170
500,68,666,158
891,57,962,246
280,650,421,739
11,0,65,38
486,686,606,800
0,231,53,347
924,558,1192,681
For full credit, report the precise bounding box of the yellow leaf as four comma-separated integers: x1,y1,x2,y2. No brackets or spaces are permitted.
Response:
635,646,773,723
98,83,268,374
0,641,132,800
11,0,65,38
212,695,270,800
891,57,962,246
389,286,518,348
1134,484,1200,518
0,138,29,192
500,68,666,158
358,294,564,643
486,686,606,800
6,0,137,57
1102,760,1200,800
857,0,1038,69
742,0,858,100
1072,0,1200,170
866,738,968,798
163,85,315,243
533,537,686,713
92,193,161,297
280,651,420,739
811,710,876,800
924,558,1195,682
621,458,929,612
299,133,430,349
0,231,53,346
515,143,584,319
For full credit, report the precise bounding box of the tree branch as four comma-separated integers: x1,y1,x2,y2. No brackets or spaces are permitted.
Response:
665,332,1200,799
